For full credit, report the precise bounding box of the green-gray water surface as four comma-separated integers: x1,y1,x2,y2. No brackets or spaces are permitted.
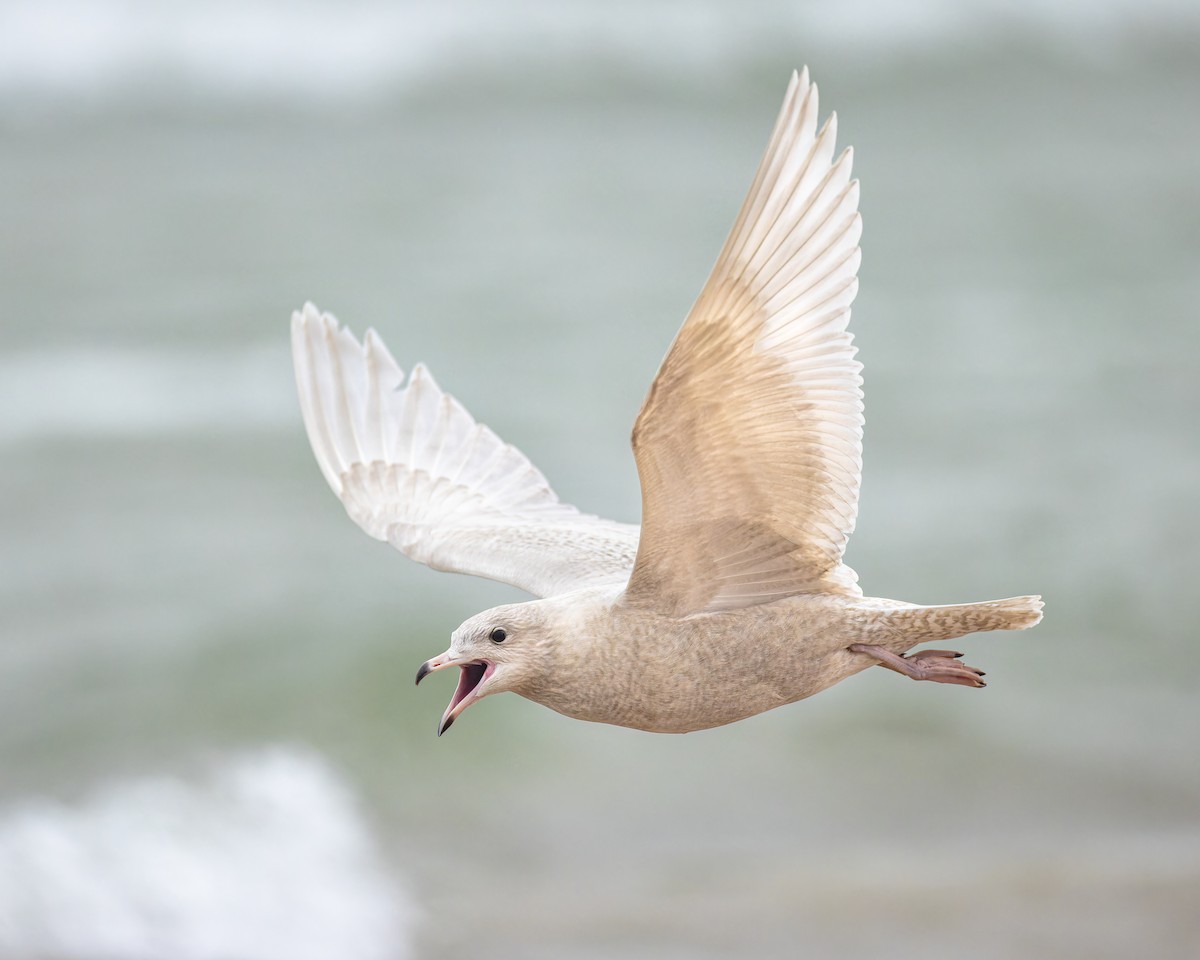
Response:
1,6,1197,958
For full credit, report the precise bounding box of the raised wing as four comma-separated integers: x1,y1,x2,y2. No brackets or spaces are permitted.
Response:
292,303,639,598
624,69,864,617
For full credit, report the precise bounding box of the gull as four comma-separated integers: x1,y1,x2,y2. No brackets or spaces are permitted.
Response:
291,69,1043,737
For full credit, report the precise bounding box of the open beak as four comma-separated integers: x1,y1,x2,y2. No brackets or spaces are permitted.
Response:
415,652,495,736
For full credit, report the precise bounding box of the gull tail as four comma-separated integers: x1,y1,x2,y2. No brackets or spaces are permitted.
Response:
898,595,1044,642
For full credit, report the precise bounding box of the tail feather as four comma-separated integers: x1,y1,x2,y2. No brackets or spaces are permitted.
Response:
903,595,1044,642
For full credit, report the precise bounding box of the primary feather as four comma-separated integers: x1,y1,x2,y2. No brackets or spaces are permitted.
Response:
625,68,864,617
291,304,639,598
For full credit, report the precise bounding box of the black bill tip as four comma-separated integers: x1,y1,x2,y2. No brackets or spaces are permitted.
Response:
415,661,432,686
437,714,455,737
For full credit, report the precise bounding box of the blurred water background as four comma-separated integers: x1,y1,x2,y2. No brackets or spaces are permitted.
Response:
1,1,1198,957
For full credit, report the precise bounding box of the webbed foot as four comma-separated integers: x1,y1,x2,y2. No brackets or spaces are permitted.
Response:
848,643,986,688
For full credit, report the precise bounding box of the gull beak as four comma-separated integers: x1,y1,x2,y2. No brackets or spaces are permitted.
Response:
415,650,495,736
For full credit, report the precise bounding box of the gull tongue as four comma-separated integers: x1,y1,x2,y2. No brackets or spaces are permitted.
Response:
438,662,489,736
449,662,487,711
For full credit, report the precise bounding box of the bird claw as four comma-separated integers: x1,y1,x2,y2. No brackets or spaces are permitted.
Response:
848,643,987,688
909,649,963,661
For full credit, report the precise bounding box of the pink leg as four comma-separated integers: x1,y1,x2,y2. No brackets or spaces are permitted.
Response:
848,643,986,688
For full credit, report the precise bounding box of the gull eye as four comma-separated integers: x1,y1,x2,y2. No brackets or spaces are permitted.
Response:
489,627,507,644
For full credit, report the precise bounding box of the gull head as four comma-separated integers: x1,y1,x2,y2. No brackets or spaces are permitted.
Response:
415,600,558,736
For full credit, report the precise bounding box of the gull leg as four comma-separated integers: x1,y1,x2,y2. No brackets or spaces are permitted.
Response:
848,643,986,688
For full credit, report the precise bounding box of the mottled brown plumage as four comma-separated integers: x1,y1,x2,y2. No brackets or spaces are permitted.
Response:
292,69,1043,736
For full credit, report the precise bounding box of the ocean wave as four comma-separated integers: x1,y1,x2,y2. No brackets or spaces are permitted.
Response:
1,0,1196,104
0,748,415,960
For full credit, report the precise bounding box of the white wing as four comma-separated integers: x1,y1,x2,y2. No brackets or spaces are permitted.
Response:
624,69,864,617
291,303,639,598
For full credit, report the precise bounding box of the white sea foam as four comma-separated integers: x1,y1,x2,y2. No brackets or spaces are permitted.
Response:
0,748,414,960
0,343,295,444
0,0,1195,104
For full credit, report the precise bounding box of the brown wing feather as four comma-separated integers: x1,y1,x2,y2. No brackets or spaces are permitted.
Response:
624,69,864,617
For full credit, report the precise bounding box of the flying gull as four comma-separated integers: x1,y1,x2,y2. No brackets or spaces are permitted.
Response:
291,69,1043,736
